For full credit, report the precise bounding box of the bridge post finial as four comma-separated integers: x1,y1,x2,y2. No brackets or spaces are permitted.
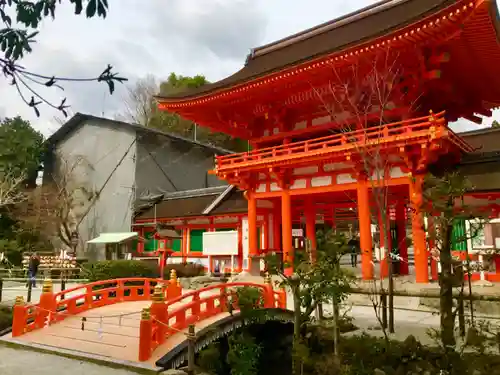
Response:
139,308,153,362
12,296,26,337
187,324,196,374
152,284,164,302
170,269,177,282
150,284,168,345
42,278,53,293
166,269,182,299
37,278,56,329
264,272,272,284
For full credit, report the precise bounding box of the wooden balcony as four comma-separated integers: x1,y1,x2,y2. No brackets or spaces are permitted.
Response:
214,111,473,175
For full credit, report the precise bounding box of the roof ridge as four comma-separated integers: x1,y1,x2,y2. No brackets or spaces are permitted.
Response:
251,0,408,59
47,113,233,155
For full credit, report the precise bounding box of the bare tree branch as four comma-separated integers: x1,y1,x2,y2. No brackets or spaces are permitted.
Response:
0,171,27,207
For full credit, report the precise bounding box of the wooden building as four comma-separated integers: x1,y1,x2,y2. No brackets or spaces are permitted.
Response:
138,0,500,282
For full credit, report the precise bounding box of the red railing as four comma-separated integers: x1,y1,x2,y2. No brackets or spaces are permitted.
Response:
10,276,287,363
11,277,181,337
139,281,287,361
214,111,471,172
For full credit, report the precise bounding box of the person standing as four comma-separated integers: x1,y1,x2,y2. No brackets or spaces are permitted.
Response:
26,252,40,288
348,235,360,268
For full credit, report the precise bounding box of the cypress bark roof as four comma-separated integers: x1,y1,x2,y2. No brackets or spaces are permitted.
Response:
157,0,460,101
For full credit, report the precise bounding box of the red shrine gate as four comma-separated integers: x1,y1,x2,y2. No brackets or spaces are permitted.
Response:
155,0,500,283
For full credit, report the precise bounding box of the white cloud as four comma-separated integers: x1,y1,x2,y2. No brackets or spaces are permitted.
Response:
0,0,499,137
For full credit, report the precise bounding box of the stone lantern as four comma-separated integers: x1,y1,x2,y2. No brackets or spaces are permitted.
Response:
154,226,182,279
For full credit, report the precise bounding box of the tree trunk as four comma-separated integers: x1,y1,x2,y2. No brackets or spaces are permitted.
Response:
292,286,302,375
332,297,340,357
315,303,324,321
439,220,456,350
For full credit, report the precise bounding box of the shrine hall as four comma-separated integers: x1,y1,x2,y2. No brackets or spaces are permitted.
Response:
135,0,500,283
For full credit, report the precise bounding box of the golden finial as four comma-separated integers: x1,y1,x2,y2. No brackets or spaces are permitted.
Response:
170,269,177,281
264,272,271,284
42,278,53,293
141,307,151,320
152,284,164,302
14,296,25,306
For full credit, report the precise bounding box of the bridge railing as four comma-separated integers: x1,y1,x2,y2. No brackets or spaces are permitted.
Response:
11,271,183,337
139,280,287,361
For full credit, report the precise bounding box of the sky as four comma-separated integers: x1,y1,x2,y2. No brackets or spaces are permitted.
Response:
0,0,498,137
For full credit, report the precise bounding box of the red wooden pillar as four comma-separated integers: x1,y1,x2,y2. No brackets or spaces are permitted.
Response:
248,191,258,257
263,213,270,251
428,216,438,281
357,178,374,280
395,201,409,275
409,174,429,283
237,220,243,273
273,201,282,251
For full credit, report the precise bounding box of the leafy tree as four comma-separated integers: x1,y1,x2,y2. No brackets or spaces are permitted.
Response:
0,116,51,264
421,171,487,353
0,0,126,116
119,73,249,152
227,331,261,375
265,230,354,373
0,116,44,179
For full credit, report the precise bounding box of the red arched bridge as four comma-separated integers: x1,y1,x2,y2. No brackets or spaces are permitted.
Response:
7,271,288,369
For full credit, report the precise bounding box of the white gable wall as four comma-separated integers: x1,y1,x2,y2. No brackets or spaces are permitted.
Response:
52,119,137,258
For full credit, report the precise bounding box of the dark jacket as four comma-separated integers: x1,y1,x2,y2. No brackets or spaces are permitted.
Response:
348,239,361,254
28,256,40,273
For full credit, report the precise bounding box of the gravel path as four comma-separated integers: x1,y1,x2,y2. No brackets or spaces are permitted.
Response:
0,347,144,375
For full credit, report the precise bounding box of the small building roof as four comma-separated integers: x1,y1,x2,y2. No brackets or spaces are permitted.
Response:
87,232,139,244
135,186,246,220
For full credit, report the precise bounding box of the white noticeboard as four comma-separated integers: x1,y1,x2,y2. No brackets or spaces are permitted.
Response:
202,231,239,256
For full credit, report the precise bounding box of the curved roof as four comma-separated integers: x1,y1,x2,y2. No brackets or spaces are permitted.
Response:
157,0,461,102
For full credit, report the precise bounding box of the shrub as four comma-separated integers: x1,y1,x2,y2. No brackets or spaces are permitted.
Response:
82,260,157,282
0,305,13,331
82,260,205,282
163,262,205,278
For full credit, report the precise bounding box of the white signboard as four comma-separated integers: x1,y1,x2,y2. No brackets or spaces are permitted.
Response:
292,229,303,237
203,231,239,256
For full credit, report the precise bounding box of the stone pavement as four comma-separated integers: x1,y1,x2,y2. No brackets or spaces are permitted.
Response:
0,346,143,375
1,288,222,369
1,281,83,306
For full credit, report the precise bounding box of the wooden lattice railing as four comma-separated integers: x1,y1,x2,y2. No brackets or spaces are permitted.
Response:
214,111,472,173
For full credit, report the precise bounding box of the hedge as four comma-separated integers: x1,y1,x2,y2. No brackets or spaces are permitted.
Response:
0,305,12,332
82,260,204,282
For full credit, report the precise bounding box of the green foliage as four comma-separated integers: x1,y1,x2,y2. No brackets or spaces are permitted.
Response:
0,305,13,331
82,260,157,281
492,120,500,128
228,286,265,318
197,343,226,374
266,230,354,323
0,116,44,178
227,331,261,375
82,260,205,281
126,72,250,152
163,262,205,278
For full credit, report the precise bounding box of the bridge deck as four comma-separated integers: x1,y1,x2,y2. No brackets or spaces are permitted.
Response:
3,289,222,366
